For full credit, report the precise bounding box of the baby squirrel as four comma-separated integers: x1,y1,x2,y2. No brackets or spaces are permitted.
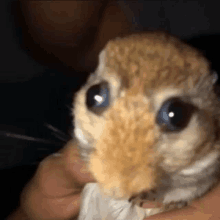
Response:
73,31,220,217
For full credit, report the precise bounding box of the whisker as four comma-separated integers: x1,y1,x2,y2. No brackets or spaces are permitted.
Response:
0,131,62,146
65,104,72,111
51,131,68,142
44,123,70,141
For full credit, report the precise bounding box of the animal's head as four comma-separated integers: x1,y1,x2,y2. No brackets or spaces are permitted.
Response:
73,31,220,200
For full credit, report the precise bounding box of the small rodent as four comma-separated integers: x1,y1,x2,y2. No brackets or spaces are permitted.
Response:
73,31,220,217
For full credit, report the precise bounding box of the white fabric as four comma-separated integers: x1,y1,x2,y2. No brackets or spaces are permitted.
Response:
78,183,155,220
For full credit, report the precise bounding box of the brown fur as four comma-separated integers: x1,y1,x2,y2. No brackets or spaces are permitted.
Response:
73,31,220,213
103,31,209,91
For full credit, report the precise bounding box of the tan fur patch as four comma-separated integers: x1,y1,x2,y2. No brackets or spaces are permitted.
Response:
89,94,161,199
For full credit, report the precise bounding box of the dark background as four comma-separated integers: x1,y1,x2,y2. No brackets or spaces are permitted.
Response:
1,0,220,218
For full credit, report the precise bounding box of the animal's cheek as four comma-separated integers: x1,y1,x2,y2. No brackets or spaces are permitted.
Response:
157,113,215,173
89,152,160,200
88,154,125,198
74,115,106,147
88,131,161,199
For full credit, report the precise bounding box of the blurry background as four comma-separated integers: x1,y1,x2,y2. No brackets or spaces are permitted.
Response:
1,0,220,218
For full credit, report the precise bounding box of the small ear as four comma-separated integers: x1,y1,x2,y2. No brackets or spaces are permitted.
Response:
212,71,219,85
211,71,220,99
96,49,106,73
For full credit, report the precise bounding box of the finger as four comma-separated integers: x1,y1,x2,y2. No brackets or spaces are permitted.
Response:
143,183,220,220
19,140,94,220
144,205,207,220
61,139,95,185
21,185,82,220
192,183,220,218
30,140,94,197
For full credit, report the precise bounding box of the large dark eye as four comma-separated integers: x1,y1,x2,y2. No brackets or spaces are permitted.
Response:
156,98,195,132
86,82,109,114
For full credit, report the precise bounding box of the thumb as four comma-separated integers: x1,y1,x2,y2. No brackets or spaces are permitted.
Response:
61,139,95,186
19,140,95,220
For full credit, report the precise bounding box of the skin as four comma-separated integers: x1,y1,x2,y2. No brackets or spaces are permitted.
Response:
7,140,95,220
142,189,220,220
7,139,220,220
20,0,132,72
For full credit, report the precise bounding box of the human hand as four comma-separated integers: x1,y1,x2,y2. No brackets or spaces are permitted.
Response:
142,182,220,220
8,140,95,220
8,138,220,220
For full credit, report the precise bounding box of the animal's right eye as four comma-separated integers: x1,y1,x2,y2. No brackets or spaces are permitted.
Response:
86,81,110,114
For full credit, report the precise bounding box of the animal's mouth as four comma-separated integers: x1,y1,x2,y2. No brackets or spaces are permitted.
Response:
128,189,163,208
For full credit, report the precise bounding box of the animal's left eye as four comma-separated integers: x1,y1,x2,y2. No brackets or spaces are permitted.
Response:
156,97,195,132
86,81,109,114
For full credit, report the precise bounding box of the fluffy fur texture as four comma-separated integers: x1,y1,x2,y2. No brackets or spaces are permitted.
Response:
73,31,220,215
